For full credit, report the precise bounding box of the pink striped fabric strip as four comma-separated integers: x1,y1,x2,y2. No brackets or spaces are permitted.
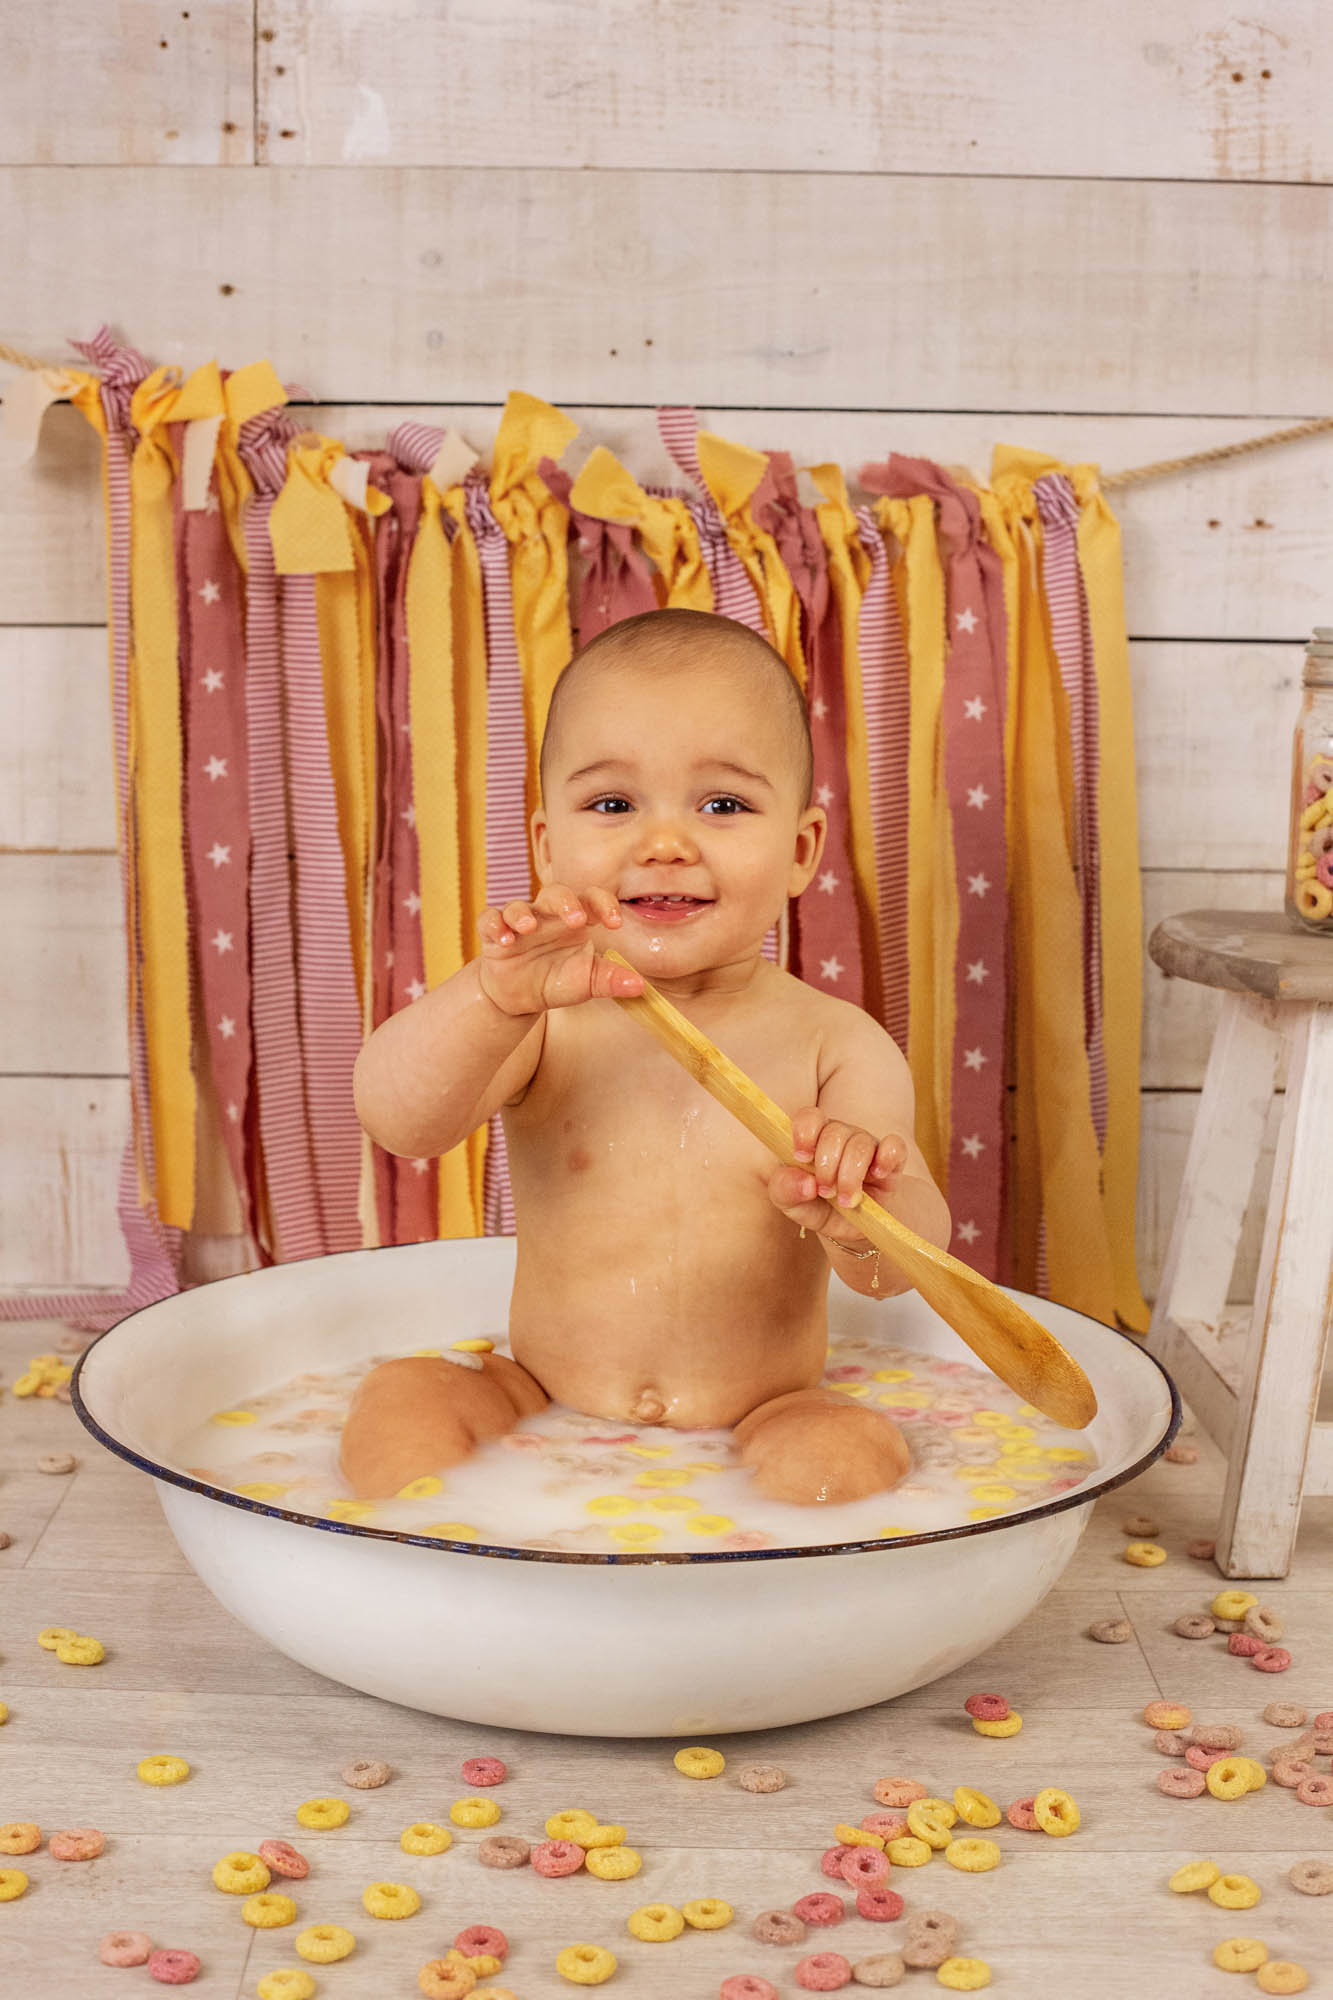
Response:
538,457,658,641
853,506,911,1051
1035,473,1108,1149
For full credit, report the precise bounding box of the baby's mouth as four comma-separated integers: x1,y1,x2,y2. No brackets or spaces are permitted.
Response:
621,895,714,920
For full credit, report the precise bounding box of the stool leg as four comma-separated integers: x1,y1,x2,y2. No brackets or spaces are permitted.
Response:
1216,1002,1333,1579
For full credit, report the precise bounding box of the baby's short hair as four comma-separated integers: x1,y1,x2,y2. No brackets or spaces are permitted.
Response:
539,607,814,809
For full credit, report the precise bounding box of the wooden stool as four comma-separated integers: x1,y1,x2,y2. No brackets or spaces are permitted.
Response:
1147,910,1333,1577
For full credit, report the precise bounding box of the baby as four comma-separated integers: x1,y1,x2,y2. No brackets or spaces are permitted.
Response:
342,607,951,1506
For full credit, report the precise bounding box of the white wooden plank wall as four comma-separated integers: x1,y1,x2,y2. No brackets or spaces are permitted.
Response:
2,4,1330,1301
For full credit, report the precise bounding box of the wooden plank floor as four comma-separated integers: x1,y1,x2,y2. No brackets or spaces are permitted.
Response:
2,1310,1331,1999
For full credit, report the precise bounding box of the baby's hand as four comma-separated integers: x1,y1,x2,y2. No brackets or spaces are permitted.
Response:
477,883,645,1017
768,1108,908,1246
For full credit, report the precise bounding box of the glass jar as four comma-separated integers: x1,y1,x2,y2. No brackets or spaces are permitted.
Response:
1286,628,1333,931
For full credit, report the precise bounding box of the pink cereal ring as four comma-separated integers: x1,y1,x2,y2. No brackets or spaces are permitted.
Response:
1185,1746,1227,1772
822,1844,860,1879
460,1756,507,1787
1228,1632,1266,1657
1254,1646,1293,1672
50,1827,105,1861
872,1778,928,1808
148,1951,201,1985
856,1885,905,1923
839,1846,890,1887
454,1924,508,1960
860,1813,907,1840
1158,1767,1206,1797
1295,1774,1333,1806
531,1838,585,1876
1312,1711,1333,1729
721,1980,779,2000
792,1892,846,1926
963,1692,1010,1721
100,1932,153,1967
1006,1796,1039,1831
795,1953,853,1991
257,1839,309,1879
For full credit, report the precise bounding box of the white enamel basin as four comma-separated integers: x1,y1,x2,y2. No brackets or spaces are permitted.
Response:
73,1236,1177,1737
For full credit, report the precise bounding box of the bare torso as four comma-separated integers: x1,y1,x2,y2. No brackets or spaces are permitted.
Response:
502,961,837,1428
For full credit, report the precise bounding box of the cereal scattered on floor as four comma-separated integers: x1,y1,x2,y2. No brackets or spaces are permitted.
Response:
1088,1616,1133,1642
100,1931,153,1965
341,1758,390,1788
147,1947,201,1984
295,1924,355,1963
50,1826,105,1861
1213,1938,1268,1973
555,1942,617,1985
1123,1541,1167,1566
138,1754,190,1785
674,1744,726,1778
1256,1965,1309,1995
1208,1873,1262,1909
296,1798,350,1829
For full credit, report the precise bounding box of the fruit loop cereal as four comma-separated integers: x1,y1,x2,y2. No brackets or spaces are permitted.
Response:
720,1980,779,2000
627,1903,685,1940
101,1931,153,1966
971,1712,1022,1737
581,1824,628,1849
795,1953,854,1990
1006,1797,1038,1831
555,1943,617,1984
1253,1647,1292,1672
903,1915,959,1970
1294,1774,1333,1806
1173,1614,1216,1639
259,1839,310,1877
833,1824,886,1849
1246,1604,1285,1641
213,1852,270,1893
873,1778,928,1808
1088,1617,1133,1643
857,1886,905,1923
1158,1768,1206,1798
295,1925,356,1962
1213,1939,1268,1973
0,1869,28,1900
532,1839,586,1877
256,1974,316,2000
1143,1700,1191,1730
450,1796,501,1828
417,1960,477,1999
1123,1542,1167,1566
0,1824,40,1854
1228,1632,1266,1657
962,1693,1009,1721
55,1634,105,1665
683,1895,732,1929
849,1957,905,1988
138,1755,190,1786
674,1745,725,1778
887,1836,933,1867
401,1822,453,1855
793,1892,846,1926
1264,1702,1306,1728
1234,1758,1266,1792
1121,1513,1160,1537
937,1963,991,1992
753,1910,808,1943
738,1763,787,1792
1186,1539,1216,1561
1185,1747,1224,1773
479,1835,530,1868
50,1827,106,1860
1272,1759,1313,1790
1256,1966,1309,1996
1033,1788,1080,1835
1190,1722,1243,1750
1168,1859,1220,1893
147,1949,201,1984
342,1758,391,1789
461,1756,507,1787
243,1893,298,1928
296,1799,350,1829
1208,1874,1261,1909
1288,1859,1333,1895
546,1809,599,1842
945,1838,1001,1871
1153,1730,1188,1758
37,1452,76,1475
907,1799,957,1848
1211,1591,1258,1620
1205,1761,1253,1801
37,1625,79,1650
363,1881,422,1918
586,1845,641,1880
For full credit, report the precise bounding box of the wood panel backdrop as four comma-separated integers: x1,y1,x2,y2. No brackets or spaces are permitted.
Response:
2,1,1331,1306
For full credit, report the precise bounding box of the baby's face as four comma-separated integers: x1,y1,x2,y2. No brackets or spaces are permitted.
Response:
531,660,825,983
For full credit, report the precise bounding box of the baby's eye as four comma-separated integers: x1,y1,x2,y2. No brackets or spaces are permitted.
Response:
586,795,632,814
701,795,750,815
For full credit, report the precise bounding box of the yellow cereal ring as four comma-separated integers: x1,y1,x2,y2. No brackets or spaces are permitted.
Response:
625,1444,672,1458
643,1495,700,1514
257,1974,316,2000
55,1635,105,1666
937,1958,991,1990
452,1338,494,1352
682,1897,732,1929
37,1626,79,1651
1213,1939,1268,1973
953,1787,1002,1829
585,1845,641,1880
12,1372,42,1397
0,1869,28,1901
834,1824,886,1849
0,1704,7,1726
417,1955,478,1999
632,1469,693,1487
608,1523,662,1547
363,1880,421,1919
1234,1756,1267,1792
581,1824,628,1849
396,1476,444,1500
828,1380,871,1396
401,1821,452,1855
1208,1873,1262,1909
1296,880,1333,921
967,1485,1017,1505
995,1442,1042,1460
296,1799,350,1829
1143,1701,1192,1730
1123,1542,1167,1566
585,1496,637,1516
1044,1447,1089,1462
972,1711,1022,1736
683,1514,733,1536
235,1482,291,1501
1168,1858,1220,1893
138,1755,190,1786
945,1837,1001,1871
1033,1788,1081,1836
872,1368,915,1382
0,1825,40,1855
972,1411,1010,1427
907,1798,957,1848
450,1796,501,1828
1205,1761,1253,1802
327,1500,376,1522
1256,1965,1309,1995
467,1956,504,1980
968,1507,1008,1521
626,1902,685,1941
211,1408,257,1425
420,1523,480,1541
243,1892,299,1928
953,1464,1002,1480
213,1852,272,1894
546,1809,599,1842
1211,1590,1258,1620
674,1745,725,1778
886,1835,933,1866
295,1925,356,1963
556,1943,617,1984
993,1464,1050,1483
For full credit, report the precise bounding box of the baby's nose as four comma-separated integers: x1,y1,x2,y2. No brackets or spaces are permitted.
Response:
636,817,700,861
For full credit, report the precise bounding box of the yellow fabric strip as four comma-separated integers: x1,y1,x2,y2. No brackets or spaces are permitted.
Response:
269,437,391,576
569,446,712,610
443,486,492,1232
127,368,197,1227
313,559,372,1011
696,430,805,683
406,476,476,1238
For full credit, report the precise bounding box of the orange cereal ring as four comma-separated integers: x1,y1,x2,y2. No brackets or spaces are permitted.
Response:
0,1824,40,1855
50,1827,106,1861
1256,1964,1309,1994
873,1777,928,1808
1143,1700,1191,1730
418,1960,476,1999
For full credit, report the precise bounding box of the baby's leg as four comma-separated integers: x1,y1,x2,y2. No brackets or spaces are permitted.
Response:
339,1352,548,1499
733,1388,910,1506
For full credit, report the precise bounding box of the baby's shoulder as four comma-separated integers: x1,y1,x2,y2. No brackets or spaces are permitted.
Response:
764,968,899,1074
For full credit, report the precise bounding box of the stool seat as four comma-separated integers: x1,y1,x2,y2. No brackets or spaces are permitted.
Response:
1147,910,1333,1577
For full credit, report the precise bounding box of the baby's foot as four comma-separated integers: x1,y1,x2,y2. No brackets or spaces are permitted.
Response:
733,1388,910,1506
339,1353,547,1498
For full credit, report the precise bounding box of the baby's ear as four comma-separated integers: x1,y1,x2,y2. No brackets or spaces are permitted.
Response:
529,805,552,881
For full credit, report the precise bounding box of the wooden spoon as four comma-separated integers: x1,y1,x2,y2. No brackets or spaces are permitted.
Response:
604,948,1098,1430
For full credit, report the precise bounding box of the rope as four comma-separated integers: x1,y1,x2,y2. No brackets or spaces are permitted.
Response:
5,337,1333,489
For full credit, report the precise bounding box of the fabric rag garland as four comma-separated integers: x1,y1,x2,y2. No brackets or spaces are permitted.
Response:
0,328,1149,1336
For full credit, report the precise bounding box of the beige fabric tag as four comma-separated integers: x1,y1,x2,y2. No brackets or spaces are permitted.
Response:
182,414,225,510
428,428,479,491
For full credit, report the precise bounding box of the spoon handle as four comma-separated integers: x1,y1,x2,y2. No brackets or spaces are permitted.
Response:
603,948,1097,1429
